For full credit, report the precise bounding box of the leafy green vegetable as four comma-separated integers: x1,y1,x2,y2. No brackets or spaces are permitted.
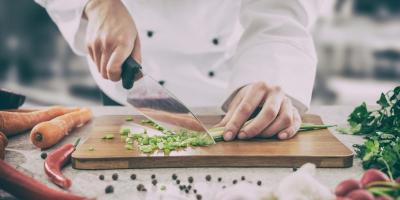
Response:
102,133,114,140
339,86,400,179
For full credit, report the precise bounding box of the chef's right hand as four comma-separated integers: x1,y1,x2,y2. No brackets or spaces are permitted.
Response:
84,0,141,81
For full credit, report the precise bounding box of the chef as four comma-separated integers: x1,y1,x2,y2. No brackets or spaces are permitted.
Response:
35,0,320,142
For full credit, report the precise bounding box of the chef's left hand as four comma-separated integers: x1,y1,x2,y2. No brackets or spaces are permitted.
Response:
218,82,302,141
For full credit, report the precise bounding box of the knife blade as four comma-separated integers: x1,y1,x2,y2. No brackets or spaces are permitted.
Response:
121,57,215,144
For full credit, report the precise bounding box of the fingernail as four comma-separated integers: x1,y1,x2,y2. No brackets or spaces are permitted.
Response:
279,132,288,140
238,131,247,139
224,131,233,141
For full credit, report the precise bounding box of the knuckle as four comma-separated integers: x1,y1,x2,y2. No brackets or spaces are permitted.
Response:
94,38,102,47
286,127,296,136
238,102,254,116
264,107,278,119
245,127,261,136
281,115,293,126
108,67,121,77
273,86,282,93
255,82,268,92
227,121,241,132
103,37,114,48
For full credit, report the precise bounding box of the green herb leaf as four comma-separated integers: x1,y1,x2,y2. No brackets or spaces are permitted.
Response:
342,86,400,179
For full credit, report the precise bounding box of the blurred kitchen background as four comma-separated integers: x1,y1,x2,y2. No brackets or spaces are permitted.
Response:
0,0,399,107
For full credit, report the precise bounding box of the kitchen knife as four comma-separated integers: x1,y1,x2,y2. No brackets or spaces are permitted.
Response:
122,57,215,144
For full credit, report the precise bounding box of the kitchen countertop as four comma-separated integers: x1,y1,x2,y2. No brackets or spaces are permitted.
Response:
0,106,365,200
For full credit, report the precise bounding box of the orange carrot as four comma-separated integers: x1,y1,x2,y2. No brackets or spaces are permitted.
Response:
30,108,92,149
0,131,7,160
0,106,78,136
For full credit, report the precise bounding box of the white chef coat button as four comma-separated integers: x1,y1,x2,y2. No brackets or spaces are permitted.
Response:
147,30,154,38
212,38,219,45
208,71,215,77
158,80,165,85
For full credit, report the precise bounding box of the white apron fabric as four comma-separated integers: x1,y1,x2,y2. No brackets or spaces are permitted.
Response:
35,0,323,113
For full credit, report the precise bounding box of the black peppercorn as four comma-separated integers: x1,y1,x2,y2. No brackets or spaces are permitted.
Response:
151,174,156,179
212,38,219,45
241,176,245,181
187,185,192,190
292,167,298,172
112,173,118,181
137,184,144,191
205,175,211,181
208,71,215,77
147,30,154,38
105,185,114,194
152,179,157,186
179,185,184,190
176,179,180,184
196,194,202,200
172,174,177,180
130,174,136,180
218,177,222,182
222,185,226,189
158,80,165,86
193,189,197,193
185,189,189,193
40,152,47,159
188,176,193,183
99,174,105,180
257,180,262,186
233,179,237,184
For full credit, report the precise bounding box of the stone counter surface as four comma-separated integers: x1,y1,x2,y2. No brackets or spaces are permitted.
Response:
0,106,365,200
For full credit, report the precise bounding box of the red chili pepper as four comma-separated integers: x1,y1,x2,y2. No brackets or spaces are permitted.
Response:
44,138,80,189
0,159,90,200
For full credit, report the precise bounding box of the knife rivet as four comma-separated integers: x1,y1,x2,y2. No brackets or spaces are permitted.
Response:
158,80,165,85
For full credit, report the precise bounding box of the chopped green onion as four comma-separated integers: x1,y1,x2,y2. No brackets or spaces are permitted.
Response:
124,144,133,150
102,133,114,139
122,119,334,154
125,116,134,121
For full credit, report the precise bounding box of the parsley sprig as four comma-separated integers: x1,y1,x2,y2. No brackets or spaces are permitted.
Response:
339,86,400,179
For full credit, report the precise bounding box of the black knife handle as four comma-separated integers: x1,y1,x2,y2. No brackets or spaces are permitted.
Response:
121,57,142,89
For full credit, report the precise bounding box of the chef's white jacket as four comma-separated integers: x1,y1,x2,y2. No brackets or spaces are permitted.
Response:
35,0,321,113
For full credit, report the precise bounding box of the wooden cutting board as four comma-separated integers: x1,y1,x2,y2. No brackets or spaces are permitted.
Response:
72,114,353,169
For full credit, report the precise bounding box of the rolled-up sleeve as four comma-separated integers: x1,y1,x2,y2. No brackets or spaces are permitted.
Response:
223,0,322,113
34,0,89,55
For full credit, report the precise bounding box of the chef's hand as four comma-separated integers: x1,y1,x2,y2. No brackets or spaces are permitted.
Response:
84,0,141,81
218,82,302,141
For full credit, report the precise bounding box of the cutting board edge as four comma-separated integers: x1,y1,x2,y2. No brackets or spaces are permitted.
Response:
72,154,354,169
